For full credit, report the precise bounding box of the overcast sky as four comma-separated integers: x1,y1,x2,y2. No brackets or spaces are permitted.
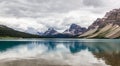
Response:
0,0,120,34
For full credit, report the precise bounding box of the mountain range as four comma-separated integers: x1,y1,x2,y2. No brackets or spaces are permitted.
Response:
38,24,86,38
0,8,120,38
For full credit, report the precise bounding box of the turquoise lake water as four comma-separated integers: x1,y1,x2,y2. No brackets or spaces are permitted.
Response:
0,39,119,53
0,39,119,66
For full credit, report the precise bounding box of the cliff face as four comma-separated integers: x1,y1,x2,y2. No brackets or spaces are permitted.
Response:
89,9,120,29
80,8,120,38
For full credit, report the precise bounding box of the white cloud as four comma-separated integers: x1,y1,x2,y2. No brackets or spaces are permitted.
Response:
0,17,47,33
0,0,120,34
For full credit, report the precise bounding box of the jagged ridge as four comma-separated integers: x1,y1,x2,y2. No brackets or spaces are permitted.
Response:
80,8,120,38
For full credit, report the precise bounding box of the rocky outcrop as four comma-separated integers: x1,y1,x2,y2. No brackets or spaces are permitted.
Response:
80,26,99,37
89,8,120,29
80,8,120,38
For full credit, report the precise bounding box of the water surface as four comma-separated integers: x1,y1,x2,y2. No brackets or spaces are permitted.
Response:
0,39,119,66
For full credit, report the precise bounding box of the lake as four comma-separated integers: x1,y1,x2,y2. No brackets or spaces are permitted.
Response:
0,39,119,66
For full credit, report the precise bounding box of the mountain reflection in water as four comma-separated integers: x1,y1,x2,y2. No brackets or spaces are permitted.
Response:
0,39,119,66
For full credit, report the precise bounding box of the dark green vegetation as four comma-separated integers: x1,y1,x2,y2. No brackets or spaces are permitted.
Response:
0,25,40,38
95,52,120,66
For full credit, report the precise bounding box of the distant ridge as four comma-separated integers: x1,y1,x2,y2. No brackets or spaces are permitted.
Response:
0,25,40,38
39,24,86,38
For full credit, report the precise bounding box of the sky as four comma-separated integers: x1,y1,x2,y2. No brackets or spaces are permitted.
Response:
0,0,120,34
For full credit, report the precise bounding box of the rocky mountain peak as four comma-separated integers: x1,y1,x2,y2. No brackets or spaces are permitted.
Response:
88,8,120,30
43,28,58,36
104,9,120,20
47,28,55,31
81,8,120,38
64,23,86,35
69,23,82,30
103,8,120,24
